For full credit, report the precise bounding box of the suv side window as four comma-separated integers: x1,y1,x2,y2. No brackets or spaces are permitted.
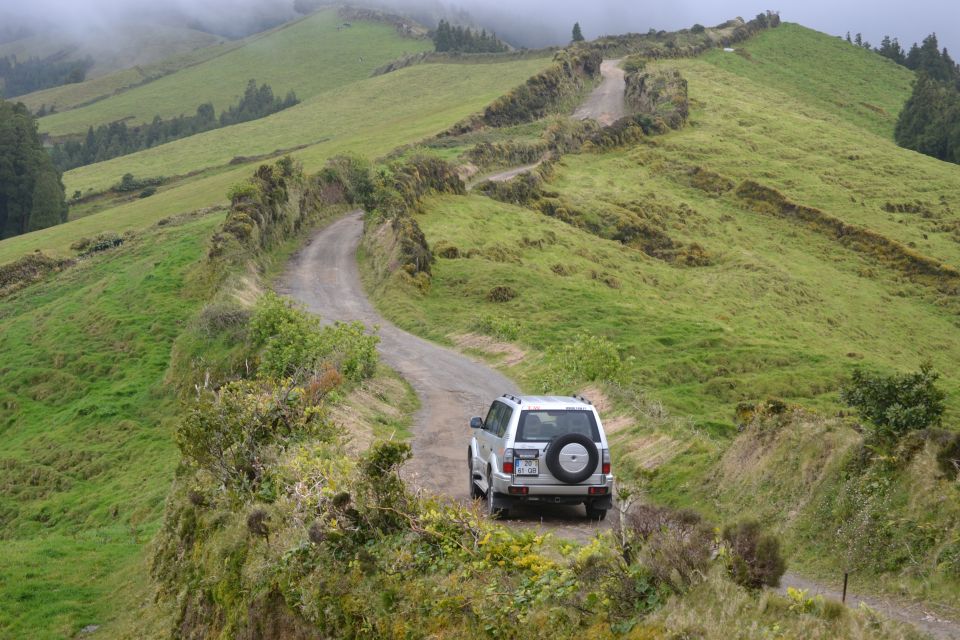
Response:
496,405,512,437
483,401,511,437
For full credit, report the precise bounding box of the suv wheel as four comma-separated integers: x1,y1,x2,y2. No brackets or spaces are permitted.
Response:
486,470,507,519
585,504,607,521
467,456,482,499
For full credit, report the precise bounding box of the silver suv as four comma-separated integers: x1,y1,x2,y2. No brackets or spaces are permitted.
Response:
468,394,614,520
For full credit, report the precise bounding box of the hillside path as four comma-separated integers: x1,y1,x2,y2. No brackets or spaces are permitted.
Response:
779,573,960,639
280,212,613,541
573,58,626,125
282,213,960,638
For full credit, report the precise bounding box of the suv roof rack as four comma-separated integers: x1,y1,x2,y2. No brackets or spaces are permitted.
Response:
569,394,592,405
502,393,522,404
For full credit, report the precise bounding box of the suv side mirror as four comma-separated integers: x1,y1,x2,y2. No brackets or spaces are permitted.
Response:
470,417,483,429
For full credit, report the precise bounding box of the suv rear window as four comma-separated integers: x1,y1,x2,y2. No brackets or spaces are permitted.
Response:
516,410,601,443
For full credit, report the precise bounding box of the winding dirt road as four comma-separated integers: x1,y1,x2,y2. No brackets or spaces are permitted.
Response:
573,58,626,125
280,212,612,540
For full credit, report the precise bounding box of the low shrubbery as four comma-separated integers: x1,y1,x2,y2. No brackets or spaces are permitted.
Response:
722,520,788,589
0,252,74,297
841,364,945,441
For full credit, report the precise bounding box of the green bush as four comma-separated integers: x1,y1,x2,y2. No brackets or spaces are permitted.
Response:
722,520,787,589
486,285,518,303
226,181,259,203
536,333,625,391
840,365,945,440
249,293,378,382
469,315,521,341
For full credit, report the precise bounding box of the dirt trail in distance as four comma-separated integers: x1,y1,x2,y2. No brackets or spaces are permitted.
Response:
573,59,626,125
279,212,613,542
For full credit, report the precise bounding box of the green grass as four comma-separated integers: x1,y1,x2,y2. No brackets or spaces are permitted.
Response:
62,57,551,196
0,214,220,639
702,23,915,138
361,21,960,604
0,57,550,264
38,10,433,138
15,35,243,116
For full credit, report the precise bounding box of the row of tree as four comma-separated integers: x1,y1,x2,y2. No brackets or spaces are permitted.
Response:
0,55,92,98
50,80,299,172
880,34,960,164
0,100,67,239
847,32,960,86
431,20,508,53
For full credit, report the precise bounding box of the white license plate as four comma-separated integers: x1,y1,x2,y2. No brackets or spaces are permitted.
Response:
515,459,539,476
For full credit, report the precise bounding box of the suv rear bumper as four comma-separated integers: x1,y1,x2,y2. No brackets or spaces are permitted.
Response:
490,470,614,500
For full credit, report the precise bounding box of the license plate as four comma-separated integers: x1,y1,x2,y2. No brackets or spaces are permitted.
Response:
515,459,539,476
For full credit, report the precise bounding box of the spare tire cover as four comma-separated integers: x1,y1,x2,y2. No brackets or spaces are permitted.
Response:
545,432,599,484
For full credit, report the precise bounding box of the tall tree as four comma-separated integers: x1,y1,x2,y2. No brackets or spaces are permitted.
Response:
0,99,67,239
572,22,585,43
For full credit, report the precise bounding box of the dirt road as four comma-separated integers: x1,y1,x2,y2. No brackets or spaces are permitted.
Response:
779,573,960,639
280,212,613,540
573,59,626,125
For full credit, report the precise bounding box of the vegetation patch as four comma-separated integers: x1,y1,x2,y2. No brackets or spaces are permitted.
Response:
735,180,960,289
0,252,74,297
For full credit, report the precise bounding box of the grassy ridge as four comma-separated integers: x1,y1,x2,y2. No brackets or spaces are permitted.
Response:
0,56,549,264
38,10,432,138
62,57,551,196
0,215,219,639
701,23,914,138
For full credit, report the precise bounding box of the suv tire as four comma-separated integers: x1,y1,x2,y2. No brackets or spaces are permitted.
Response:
486,469,507,519
467,456,483,499
585,504,608,521
545,432,599,484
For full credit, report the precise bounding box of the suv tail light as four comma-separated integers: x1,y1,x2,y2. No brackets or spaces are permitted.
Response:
502,448,515,474
602,449,611,475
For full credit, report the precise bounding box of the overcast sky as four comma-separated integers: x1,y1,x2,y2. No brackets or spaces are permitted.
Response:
2,0,957,55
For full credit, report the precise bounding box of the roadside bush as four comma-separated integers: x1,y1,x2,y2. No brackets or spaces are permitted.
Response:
469,315,521,341
486,285,517,303
628,504,714,593
722,520,787,589
176,378,335,495
536,333,625,391
226,181,259,203
840,364,945,440
139,187,157,198
249,292,378,382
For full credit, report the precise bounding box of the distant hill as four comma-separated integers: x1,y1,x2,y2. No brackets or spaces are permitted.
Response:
0,24,222,80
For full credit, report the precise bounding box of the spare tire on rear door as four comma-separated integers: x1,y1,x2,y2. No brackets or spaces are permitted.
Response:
545,432,598,484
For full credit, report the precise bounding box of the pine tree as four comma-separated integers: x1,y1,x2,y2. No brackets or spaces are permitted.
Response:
572,22,585,43
0,99,67,239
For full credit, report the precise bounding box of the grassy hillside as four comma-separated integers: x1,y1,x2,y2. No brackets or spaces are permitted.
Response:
0,56,549,264
0,214,219,639
38,10,432,138
702,23,914,138
363,22,960,606
13,38,243,116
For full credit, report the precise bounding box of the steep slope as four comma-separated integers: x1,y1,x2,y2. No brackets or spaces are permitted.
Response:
37,10,432,138
361,21,960,612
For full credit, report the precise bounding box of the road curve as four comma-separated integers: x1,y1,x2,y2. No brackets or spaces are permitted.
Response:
279,212,611,539
573,59,626,126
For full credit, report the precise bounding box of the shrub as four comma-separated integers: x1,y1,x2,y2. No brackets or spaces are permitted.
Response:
486,285,518,303
628,505,713,593
0,253,73,296
80,233,123,255
936,433,960,479
139,186,157,198
840,364,945,440
249,293,379,382
227,181,259,203
691,23,706,34
433,241,460,259
469,315,521,341
722,520,787,589
536,333,625,390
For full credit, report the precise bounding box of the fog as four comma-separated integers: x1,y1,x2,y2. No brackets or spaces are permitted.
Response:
1,0,957,55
